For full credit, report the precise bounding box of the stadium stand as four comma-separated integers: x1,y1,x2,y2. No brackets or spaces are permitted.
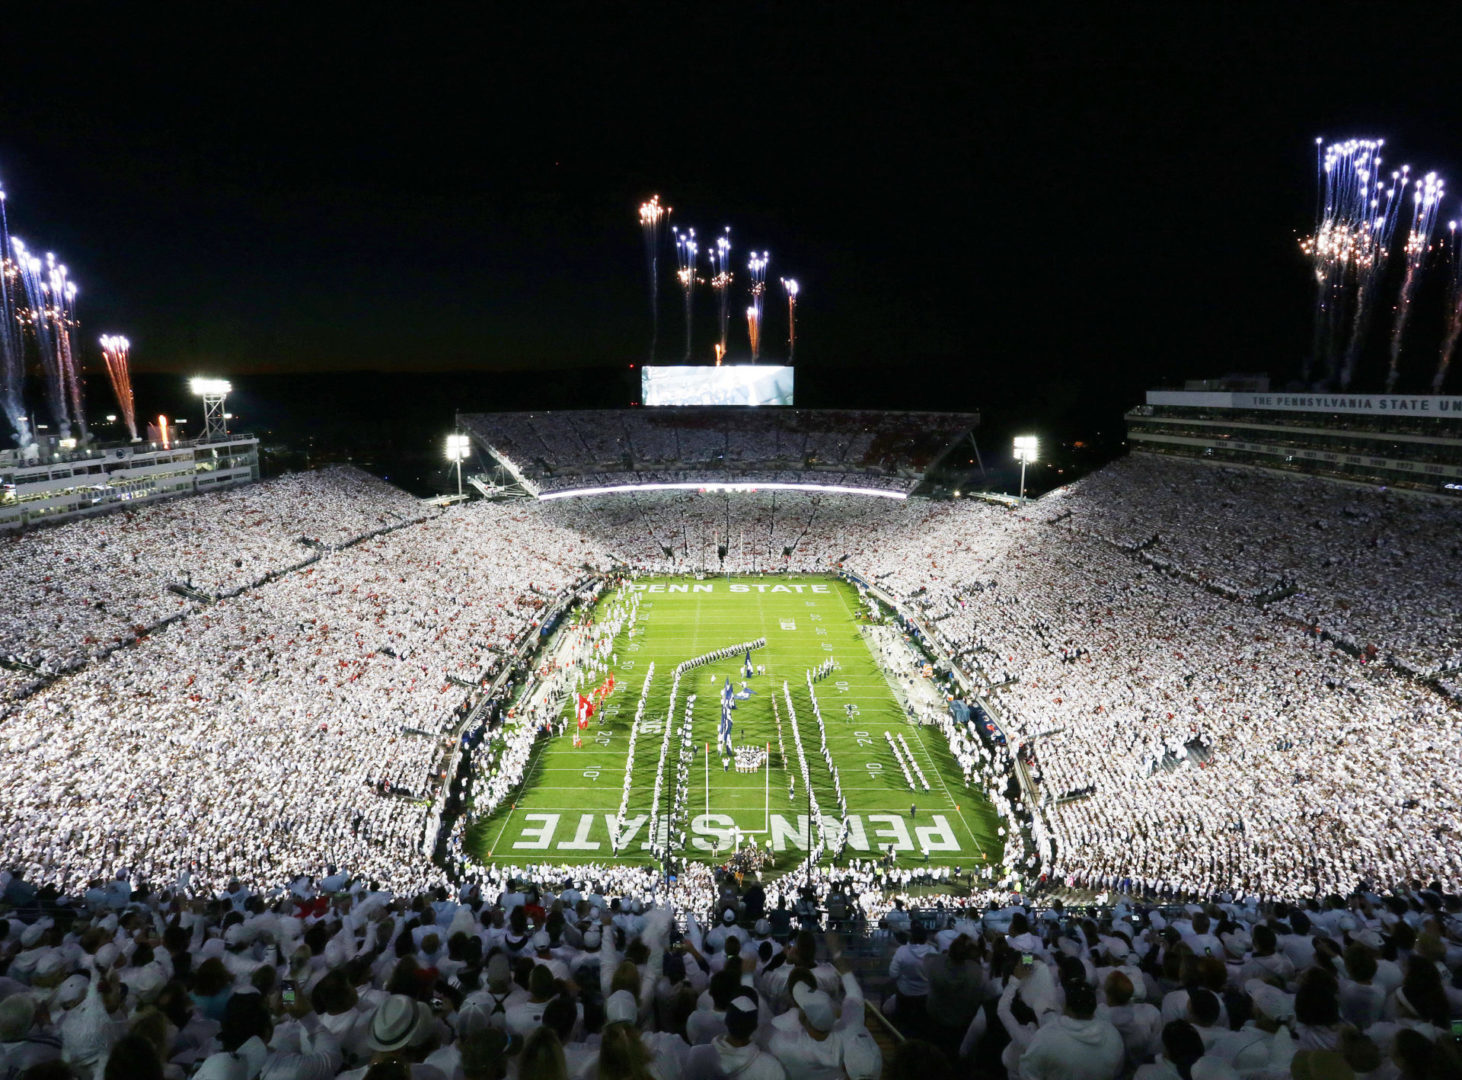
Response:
2,457,1462,1077
0,867,1456,1079
1048,455,1462,678
1126,388,1462,494
0,466,1457,903
459,408,980,495
0,467,434,695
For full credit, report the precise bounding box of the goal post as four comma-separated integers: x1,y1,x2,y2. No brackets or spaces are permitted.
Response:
700,734,773,847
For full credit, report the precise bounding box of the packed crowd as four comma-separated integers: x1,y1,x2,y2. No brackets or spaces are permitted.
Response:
893,509,1462,898
879,880,1462,1080
535,491,922,576
439,855,976,936
3,454,1462,914
0,501,590,895
0,467,433,700
3,866,1459,1080
461,408,978,494
1050,456,1462,678
0,866,887,1080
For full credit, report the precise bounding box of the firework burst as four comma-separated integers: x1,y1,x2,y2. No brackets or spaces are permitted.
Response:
639,195,668,362
708,227,732,362
0,184,29,446
11,238,76,440
1300,138,1405,389
100,335,137,440
47,255,85,440
782,278,798,362
747,251,768,361
673,226,698,362
1386,170,1445,392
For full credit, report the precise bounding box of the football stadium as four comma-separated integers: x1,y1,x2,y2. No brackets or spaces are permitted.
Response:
4,384,1462,1075
4,141,1462,1078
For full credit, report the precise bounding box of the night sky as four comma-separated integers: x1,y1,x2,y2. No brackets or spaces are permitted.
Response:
6,8,1462,431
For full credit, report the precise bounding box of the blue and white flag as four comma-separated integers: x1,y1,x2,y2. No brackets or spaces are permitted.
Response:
734,686,755,700
722,676,735,710
719,703,733,746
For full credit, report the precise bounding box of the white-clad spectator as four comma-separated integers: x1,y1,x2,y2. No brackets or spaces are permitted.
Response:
338,993,446,1080
0,994,63,1077
1018,981,1125,1080
1100,969,1162,1069
503,964,558,1040
685,995,786,1080
767,982,875,1080
888,924,937,1025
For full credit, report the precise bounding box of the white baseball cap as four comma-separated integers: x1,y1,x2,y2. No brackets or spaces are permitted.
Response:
793,983,837,1032
605,989,638,1025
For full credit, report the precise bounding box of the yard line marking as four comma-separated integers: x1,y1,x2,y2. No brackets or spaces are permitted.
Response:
486,733,551,856
830,578,983,850
468,575,999,869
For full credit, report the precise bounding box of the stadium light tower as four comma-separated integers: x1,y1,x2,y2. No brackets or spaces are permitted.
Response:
189,378,232,442
446,433,470,499
1013,435,1038,505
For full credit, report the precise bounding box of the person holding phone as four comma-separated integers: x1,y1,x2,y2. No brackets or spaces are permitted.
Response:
1018,981,1125,1080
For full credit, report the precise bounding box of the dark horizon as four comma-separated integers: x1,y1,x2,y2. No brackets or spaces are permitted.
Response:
7,8,1462,425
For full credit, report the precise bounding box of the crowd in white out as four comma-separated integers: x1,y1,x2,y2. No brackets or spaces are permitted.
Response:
460,408,975,494
1051,455,1462,677
0,475,593,895
0,468,433,704
0,854,924,1080
2,864,1460,1080
0,451,1459,912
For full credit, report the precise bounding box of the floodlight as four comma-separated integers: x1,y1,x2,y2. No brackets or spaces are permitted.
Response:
190,377,232,440
1013,435,1039,504
446,433,471,499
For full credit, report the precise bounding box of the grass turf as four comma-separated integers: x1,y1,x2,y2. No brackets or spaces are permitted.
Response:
462,575,1001,876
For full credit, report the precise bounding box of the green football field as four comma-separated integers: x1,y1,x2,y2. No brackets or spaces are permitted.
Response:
462,575,1001,877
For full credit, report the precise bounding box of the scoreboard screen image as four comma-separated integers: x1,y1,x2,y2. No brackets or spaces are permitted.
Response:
641,365,794,406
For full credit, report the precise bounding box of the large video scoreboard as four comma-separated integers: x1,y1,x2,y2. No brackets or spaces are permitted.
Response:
641,365,794,406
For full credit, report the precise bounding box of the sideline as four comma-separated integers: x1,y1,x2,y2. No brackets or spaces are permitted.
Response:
831,578,984,855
